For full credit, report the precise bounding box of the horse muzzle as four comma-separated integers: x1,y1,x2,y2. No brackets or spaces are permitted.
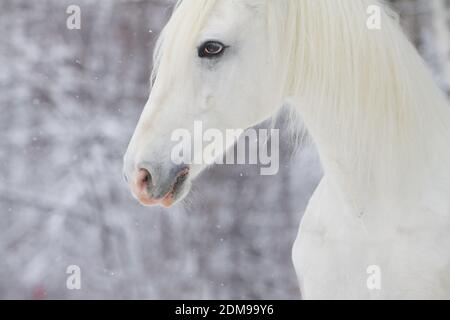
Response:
124,162,190,207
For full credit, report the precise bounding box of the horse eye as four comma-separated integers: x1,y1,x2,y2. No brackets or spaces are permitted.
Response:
198,41,226,58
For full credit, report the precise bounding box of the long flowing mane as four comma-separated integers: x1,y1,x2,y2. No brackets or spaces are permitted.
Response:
155,0,450,200
266,0,450,199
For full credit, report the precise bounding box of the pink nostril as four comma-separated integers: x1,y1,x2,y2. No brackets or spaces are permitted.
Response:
136,168,152,194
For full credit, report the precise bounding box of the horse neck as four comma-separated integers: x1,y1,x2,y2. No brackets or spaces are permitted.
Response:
288,11,450,209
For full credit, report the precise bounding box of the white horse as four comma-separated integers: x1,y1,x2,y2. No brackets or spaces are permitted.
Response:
124,0,450,299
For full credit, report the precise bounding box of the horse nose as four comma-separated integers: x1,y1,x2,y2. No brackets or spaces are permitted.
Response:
130,164,189,207
135,168,152,196
131,167,157,206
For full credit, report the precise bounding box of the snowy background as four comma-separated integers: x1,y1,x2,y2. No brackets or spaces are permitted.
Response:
0,0,449,299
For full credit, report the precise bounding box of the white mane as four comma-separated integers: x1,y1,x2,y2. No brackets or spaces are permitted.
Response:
266,0,450,199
